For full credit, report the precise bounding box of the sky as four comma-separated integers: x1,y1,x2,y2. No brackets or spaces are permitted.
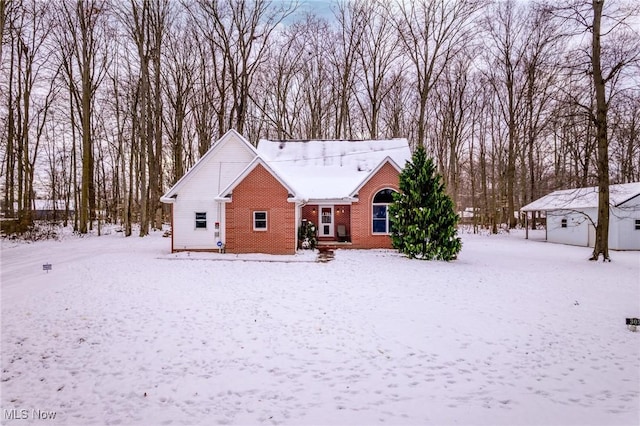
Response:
281,0,336,21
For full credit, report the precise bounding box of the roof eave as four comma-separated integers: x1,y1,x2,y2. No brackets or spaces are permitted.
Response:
305,197,358,204
615,192,640,207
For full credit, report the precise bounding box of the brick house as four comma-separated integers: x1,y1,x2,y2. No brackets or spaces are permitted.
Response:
161,129,411,254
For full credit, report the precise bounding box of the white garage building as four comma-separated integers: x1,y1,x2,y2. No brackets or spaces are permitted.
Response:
521,182,640,250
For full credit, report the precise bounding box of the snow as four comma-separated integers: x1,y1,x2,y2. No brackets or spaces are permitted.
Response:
521,182,640,211
1,228,639,425
257,139,411,201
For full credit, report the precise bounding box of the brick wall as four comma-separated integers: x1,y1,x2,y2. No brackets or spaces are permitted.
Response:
301,204,351,241
225,164,296,254
334,205,351,240
301,205,318,227
350,162,400,249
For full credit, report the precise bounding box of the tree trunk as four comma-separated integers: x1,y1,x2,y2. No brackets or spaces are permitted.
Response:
589,0,610,261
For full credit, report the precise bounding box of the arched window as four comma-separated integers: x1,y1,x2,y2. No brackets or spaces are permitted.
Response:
372,189,397,234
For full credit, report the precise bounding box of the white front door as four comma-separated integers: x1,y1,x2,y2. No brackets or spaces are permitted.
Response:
319,206,334,237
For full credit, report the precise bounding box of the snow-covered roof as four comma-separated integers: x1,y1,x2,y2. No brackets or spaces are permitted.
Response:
521,182,640,212
256,138,411,201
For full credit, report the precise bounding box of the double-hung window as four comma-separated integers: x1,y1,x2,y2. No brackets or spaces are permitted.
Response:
253,211,267,231
195,212,207,229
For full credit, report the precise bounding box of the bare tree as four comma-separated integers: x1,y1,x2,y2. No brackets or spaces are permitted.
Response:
609,91,640,183
56,0,110,234
0,0,10,63
395,0,481,149
520,4,563,218
2,0,58,228
329,0,366,139
431,56,474,210
296,14,332,139
163,11,194,185
557,0,640,260
482,0,529,229
354,0,402,139
193,0,295,138
115,0,169,235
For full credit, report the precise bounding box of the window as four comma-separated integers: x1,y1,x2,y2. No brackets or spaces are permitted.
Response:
635,219,640,230
561,218,567,228
372,189,396,234
195,212,207,229
253,211,267,231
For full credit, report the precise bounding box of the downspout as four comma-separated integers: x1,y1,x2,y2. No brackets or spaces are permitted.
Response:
218,163,223,248
171,203,175,253
295,202,300,252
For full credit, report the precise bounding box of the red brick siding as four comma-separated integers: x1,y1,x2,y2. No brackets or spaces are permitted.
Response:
225,164,296,254
301,205,318,227
350,162,400,249
301,204,351,241
334,205,351,240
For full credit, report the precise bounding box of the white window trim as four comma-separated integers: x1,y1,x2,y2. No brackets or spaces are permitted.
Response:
372,188,396,235
372,204,391,235
253,211,268,231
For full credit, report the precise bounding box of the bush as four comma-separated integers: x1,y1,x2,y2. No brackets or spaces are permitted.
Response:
298,220,317,250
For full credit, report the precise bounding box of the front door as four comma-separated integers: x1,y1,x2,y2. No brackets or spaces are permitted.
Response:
319,206,334,237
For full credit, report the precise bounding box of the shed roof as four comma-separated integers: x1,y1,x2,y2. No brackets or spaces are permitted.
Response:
521,182,640,212
256,138,411,202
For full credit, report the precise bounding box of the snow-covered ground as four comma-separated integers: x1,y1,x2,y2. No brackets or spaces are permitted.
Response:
1,228,639,425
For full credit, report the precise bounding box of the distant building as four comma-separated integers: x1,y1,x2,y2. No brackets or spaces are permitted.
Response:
521,183,640,250
3,200,75,221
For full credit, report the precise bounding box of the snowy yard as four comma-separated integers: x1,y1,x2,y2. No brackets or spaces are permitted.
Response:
1,229,639,426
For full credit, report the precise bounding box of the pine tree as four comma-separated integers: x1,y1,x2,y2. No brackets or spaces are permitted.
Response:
389,145,462,260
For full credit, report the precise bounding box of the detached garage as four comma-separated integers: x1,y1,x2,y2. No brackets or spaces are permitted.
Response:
521,182,640,250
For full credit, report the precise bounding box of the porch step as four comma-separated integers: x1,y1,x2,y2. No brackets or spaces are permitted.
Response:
316,245,335,262
317,241,352,249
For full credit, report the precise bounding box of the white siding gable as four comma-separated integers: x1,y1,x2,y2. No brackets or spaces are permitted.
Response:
166,131,257,250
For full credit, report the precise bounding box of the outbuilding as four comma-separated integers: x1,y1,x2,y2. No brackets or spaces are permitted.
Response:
521,182,640,250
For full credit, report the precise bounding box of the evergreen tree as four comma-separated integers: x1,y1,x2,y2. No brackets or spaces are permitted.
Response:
389,145,462,260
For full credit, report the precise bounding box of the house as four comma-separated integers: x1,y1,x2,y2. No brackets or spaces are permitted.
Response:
521,182,640,250
160,129,411,254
